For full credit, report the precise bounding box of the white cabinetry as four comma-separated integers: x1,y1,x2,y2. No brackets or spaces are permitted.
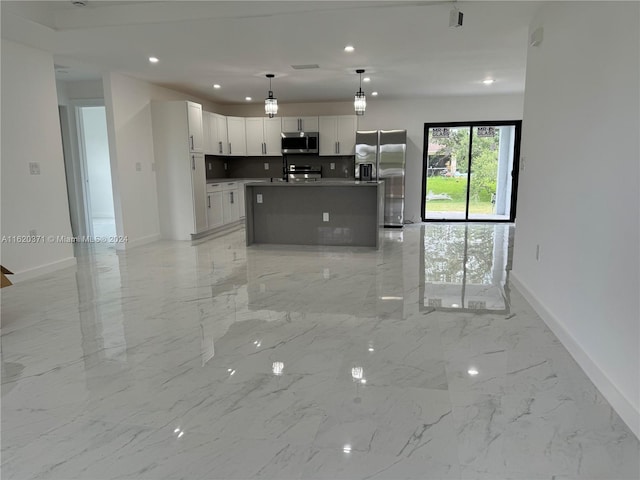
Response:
214,114,229,155
282,116,319,133
222,181,240,223
206,183,224,229
187,101,203,152
151,101,207,240
245,117,282,156
226,116,246,156
319,115,357,156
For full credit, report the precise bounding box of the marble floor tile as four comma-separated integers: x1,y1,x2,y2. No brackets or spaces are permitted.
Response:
2,223,638,479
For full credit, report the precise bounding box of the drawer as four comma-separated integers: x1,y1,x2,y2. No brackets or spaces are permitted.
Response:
222,181,238,191
206,183,223,193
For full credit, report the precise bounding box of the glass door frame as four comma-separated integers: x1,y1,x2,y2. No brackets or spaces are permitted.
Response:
421,120,522,223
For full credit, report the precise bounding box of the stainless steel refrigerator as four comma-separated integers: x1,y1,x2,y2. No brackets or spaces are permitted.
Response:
355,130,407,227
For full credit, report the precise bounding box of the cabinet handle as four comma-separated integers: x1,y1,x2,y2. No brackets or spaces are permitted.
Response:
229,143,232,155
218,141,222,154
298,118,301,131
190,135,194,150
207,195,211,208
335,142,338,154
230,191,234,204
192,155,195,170
337,141,340,154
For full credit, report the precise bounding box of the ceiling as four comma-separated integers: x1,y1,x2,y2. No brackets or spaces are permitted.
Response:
1,1,540,105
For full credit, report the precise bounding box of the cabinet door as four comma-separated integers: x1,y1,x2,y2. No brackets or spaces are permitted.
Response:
222,188,240,223
191,153,207,233
245,117,265,156
281,117,299,132
207,191,224,228
319,116,338,156
187,102,203,152
336,116,357,155
264,118,282,156
202,112,213,154
214,114,229,155
300,116,319,132
226,116,246,156
237,183,246,218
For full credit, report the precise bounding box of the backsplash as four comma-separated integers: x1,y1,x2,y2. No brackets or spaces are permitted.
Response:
206,155,355,179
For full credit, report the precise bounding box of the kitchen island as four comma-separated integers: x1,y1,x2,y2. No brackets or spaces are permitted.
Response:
245,181,384,249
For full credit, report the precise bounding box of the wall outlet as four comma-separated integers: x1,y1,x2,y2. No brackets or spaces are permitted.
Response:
520,157,526,171
330,162,335,170
323,212,329,222
257,194,263,204
535,244,540,261
208,163,212,171
323,268,330,279
264,163,269,170
135,162,142,172
29,162,40,175
29,229,37,236
224,162,228,170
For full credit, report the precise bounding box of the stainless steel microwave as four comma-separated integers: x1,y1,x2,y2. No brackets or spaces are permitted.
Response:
281,132,319,154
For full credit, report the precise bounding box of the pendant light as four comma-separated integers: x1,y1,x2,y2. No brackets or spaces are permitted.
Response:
264,74,278,118
354,69,366,116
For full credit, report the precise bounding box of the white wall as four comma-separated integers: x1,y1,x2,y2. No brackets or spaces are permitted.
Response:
512,3,639,437
1,40,75,281
81,107,115,219
224,95,524,222
102,72,160,248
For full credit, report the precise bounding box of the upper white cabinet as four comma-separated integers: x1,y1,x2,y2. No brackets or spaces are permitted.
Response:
319,115,357,156
245,117,282,156
214,114,229,155
282,116,319,133
187,101,203,152
226,116,247,157
203,111,214,154
151,101,207,240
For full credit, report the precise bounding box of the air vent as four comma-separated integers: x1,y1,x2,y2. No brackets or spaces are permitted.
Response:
291,64,320,70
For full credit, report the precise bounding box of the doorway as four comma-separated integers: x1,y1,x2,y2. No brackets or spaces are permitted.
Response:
77,106,115,238
422,121,521,222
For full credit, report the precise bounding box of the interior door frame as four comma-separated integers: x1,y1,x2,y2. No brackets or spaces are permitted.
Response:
421,120,522,223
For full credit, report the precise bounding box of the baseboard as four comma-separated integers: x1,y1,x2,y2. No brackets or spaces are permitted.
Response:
511,272,640,440
11,257,77,284
115,233,161,251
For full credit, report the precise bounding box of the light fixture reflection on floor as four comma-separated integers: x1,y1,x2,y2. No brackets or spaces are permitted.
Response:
354,69,366,116
264,74,278,118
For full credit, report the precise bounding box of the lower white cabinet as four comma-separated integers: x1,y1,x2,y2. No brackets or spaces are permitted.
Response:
206,183,224,229
222,181,240,224
238,183,246,218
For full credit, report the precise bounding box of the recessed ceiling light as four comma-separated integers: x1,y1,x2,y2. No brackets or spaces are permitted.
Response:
245,97,252,101
372,92,378,96
468,368,479,376
148,57,159,63
363,77,371,82
483,79,495,85
344,45,355,52
213,84,221,89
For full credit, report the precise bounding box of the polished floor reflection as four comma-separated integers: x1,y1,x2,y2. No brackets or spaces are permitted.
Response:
2,224,638,479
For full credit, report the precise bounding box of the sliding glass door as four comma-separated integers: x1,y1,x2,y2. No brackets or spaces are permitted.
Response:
422,121,521,222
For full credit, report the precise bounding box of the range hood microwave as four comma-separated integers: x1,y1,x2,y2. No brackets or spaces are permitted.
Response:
281,131,319,154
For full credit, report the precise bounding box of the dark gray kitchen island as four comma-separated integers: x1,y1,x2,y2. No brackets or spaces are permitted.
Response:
244,180,384,249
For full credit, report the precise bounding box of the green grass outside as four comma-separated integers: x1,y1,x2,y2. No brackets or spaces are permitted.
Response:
425,177,494,214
